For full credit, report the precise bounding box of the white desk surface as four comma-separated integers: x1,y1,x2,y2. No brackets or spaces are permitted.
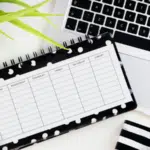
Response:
0,1,149,150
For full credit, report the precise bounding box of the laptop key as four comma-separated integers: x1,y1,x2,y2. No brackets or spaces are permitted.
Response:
91,2,102,13
128,23,138,34
136,3,147,13
147,17,150,26
125,0,136,10
105,17,116,28
125,11,136,22
100,27,114,34
102,0,113,4
88,24,99,36
77,21,88,33
65,18,77,31
116,20,127,31
145,0,150,4
114,0,125,7
139,26,149,37
94,14,105,25
102,5,114,16
136,14,147,25
114,8,125,19
72,0,91,9
69,7,83,19
83,11,94,22
147,6,150,15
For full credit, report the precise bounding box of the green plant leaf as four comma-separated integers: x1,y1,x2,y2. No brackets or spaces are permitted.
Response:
0,29,14,40
0,11,63,17
22,12,64,17
0,1,67,49
0,0,59,29
10,19,67,49
0,0,50,22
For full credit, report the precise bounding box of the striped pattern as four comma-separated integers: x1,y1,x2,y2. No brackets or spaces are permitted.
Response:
116,120,150,150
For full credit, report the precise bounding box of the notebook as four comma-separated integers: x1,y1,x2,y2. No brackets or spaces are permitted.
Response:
0,33,137,150
116,120,150,150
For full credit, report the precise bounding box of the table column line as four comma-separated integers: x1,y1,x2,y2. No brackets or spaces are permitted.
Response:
48,71,65,119
88,58,106,105
7,86,24,133
68,65,85,112
27,79,44,126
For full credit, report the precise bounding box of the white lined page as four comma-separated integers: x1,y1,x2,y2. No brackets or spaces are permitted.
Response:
29,72,64,126
8,79,43,133
0,44,134,146
49,65,84,118
69,58,104,111
90,52,124,104
0,86,22,139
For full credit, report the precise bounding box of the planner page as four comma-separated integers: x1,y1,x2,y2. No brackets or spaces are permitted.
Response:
0,43,133,146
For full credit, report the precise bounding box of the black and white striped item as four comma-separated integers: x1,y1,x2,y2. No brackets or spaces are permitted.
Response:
116,120,150,150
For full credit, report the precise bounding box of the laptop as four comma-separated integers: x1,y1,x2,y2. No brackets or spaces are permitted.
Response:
46,0,150,115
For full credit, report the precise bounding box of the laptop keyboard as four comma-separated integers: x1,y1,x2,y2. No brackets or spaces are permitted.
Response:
63,0,150,51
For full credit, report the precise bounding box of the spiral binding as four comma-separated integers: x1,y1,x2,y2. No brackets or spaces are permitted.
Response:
1,36,87,69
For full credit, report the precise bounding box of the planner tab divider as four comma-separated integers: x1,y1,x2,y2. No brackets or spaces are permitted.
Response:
0,33,137,150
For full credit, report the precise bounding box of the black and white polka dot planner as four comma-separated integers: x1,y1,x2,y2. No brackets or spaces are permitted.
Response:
0,33,137,150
